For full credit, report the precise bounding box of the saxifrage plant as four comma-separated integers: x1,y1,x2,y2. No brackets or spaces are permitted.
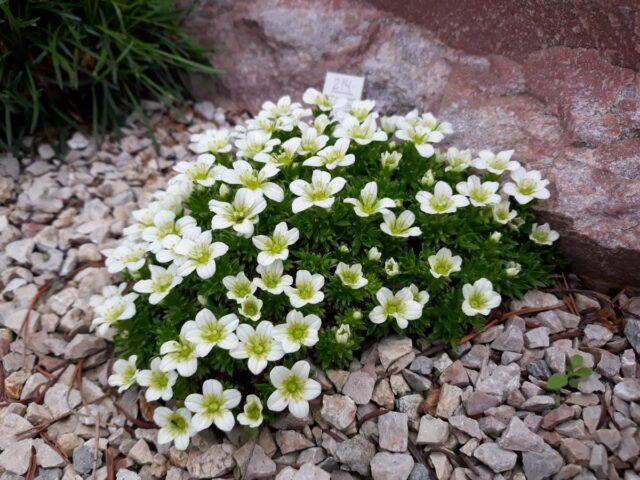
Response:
0,0,217,149
98,89,560,450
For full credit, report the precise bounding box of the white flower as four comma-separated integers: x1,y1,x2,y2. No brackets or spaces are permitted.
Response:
108,355,138,392
416,181,469,214
218,160,284,202
385,258,400,277
303,138,354,170
89,283,126,309
160,324,202,377
380,115,401,134
462,278,502,316
395,121,443,158
529,223,559,245
174,230,228,279
102,242,147,274
261,95,303,119
297,125,329,155
173,154,220,187
369,287,423,329
254,137,300,167
251,222,299,267
284,270,325,308
237,394,264,428
302,88,341,111
182,309,239,356
380,210,422,238
492,201,518,224
253,260,293,294
345,99,376,122
333,115,387,145
368,247,382,261
335,324,351,344
417,112,453,135
230,321,284,374
137,358,178,402
273,310,321,353
239,295,263,321
444,147,473,172
154,407,197,451
344,182,395,217
289,170,346,213
267,360,321,418
408,284,430,306
310,114,331,134
133,264,183,305
189,129,232,155
456,175,501,207
428,248,462,278
209,188,267,238
91,292,138,336
185,380,241,432
142,210,197,254
380,151,402,170
335,263,368,289
502,168,550,204
123,205,160,239
223,272,257,303
474,150,520,174
505,261,522,277
235,131,281,159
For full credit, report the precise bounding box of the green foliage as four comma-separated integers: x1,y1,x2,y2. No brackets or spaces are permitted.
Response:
0,0,217,150
546,354,594,404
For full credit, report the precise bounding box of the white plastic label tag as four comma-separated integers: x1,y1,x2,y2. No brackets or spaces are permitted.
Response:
323,72,365,103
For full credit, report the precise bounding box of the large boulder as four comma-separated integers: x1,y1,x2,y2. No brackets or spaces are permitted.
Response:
185,0,640,290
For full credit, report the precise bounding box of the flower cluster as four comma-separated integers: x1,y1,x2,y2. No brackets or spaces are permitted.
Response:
98,89,559,450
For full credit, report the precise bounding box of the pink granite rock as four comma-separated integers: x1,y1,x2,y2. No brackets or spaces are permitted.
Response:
185,0,640,289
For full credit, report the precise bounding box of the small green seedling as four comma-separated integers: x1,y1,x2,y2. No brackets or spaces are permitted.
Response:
546,354,593,405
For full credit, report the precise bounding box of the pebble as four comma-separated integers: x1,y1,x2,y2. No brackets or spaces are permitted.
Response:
370,452,414,480
0,439,33,475
522,443,565,480
378,411,408,452
525,327,550,348
613,379,640,401
473,442,517,473
435,384,462,418
186,444,236,479
583,324,613,348
378,336,413,370
233,443,276,480
416,415,449,445
498,417,545,452
320,394,356,430
335,434,376,477
342,369,376,404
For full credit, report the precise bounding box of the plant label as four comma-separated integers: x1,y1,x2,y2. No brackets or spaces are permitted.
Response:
323,72,365,102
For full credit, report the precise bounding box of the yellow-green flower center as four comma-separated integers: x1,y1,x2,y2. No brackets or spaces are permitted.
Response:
202,322,225,344
468,291,488,310
203,394,225,417
150,370,169,390
245,401,262,421
517,178,537,195
246,334,271,359
287,322,309,343
281,374,305,399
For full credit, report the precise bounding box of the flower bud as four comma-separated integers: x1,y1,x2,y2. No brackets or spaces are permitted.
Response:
420,169,435,186
505,261,521,277
335,324,351,344
490,231,502,243
218,184,230,198
339,244,350,253
380,151,401,170
197,294,208,306
385,257,400,277
352,310,363,320
368,247,382,261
